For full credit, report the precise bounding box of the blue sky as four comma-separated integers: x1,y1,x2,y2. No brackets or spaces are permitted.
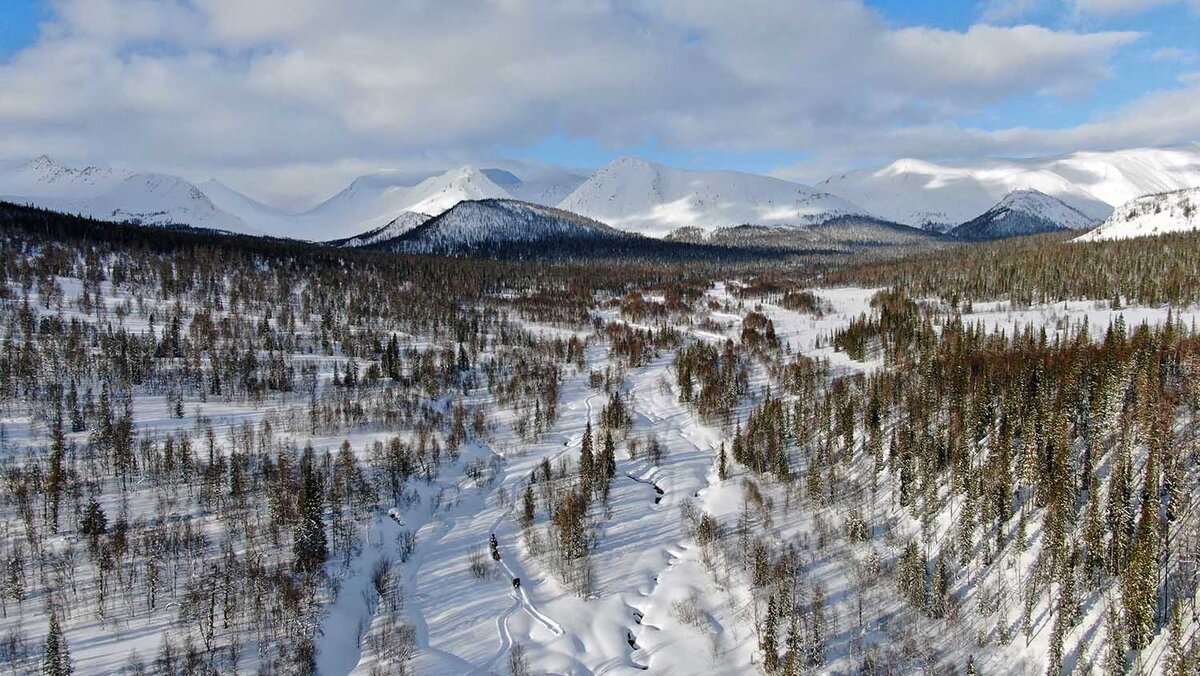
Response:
0,0,1196,206
0,0,42,59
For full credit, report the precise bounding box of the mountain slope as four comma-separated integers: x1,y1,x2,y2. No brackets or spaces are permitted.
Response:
326,211,431,248
379,199,628,254
950,189,1097,241
293,165,511,241
820,146,1200,231
1075,188,1200,242
559,157,868,237
0,158,252,234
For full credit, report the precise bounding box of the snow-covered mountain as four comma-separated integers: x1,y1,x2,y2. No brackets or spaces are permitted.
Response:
482,166,588,206
0,157,252,234
380,199,630,254
949,189,1097,241
1075,188,1200,242
821,146,1200,232
289,165,511,241
326,212,431,248
559,157,869,237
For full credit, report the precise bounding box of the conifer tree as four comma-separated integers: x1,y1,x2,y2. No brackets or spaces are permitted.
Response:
521,485,536,529
1104,603,1126,675
294,451,327,574
579,421,595,496
761,593,780,673
718,442,728,481
1164,601,1191,676
43,611,72,676
46,409,66,533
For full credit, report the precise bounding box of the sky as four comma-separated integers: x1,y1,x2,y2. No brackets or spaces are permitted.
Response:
0,0,1198,210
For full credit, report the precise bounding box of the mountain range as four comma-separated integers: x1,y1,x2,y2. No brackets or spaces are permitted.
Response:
821,145,1200,232
2,145,1199,248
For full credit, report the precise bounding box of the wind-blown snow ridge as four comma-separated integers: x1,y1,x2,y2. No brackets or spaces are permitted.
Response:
559,156,869,237
1075,187,1200,242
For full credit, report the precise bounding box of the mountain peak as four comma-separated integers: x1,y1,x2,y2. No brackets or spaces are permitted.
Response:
950,188,1097,241
561,158,866,237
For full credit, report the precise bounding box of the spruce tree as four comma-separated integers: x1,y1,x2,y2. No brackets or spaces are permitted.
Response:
1165,601,1190,676
521,485,535,529
761,593,779,673
293,451,327,574
43,611,72,676
46,409,66,533
718,442,728,481
579,421,595,496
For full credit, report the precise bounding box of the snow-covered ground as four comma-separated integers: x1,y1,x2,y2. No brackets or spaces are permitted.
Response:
2,268,1198,675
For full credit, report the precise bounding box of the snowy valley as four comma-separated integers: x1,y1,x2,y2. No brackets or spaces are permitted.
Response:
0,203,1198,675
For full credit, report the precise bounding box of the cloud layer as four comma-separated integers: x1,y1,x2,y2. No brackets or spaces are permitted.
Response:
0,0,1193,204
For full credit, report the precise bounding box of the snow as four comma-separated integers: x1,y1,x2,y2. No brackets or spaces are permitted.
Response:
5,271,1199,675
0,157,514,242
821,145,1200,230
1075,187,1200,242
950,189,1098,240
559,156,870,238
0,157,254,234
285,166,512,242
330,212,432,247
394,199,625,252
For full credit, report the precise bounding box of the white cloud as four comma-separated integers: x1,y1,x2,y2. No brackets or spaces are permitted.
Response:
980,0,1046,22
1149,47,1199,63
0,0,1170,202
1069,0,1199,15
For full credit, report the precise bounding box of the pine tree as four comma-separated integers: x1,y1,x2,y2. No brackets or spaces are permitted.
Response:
601,431,616,481
718,442,728,481
579,421,595,496
808,584,826,667
293,451,327,574
521,485,536,529
43,611,72,676
1121,482,1159,650
1104,603,1126,675
761,593,780,673
46,409,66,533
1165,601,1190,676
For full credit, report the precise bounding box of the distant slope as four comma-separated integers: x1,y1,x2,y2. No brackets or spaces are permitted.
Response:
291,165,510,241
326,212,431,248
666,215,942,256
379,199,627,253
1076,188,1200,242
950,190,1097,241
820,145,1200,231
483,166,587,206
559,157,868,237
0,158,252,234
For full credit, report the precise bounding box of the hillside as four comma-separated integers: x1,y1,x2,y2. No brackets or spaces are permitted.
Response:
950,190,1097,241
326,212,432,248
1076,187,1200,242
378,198,630,254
